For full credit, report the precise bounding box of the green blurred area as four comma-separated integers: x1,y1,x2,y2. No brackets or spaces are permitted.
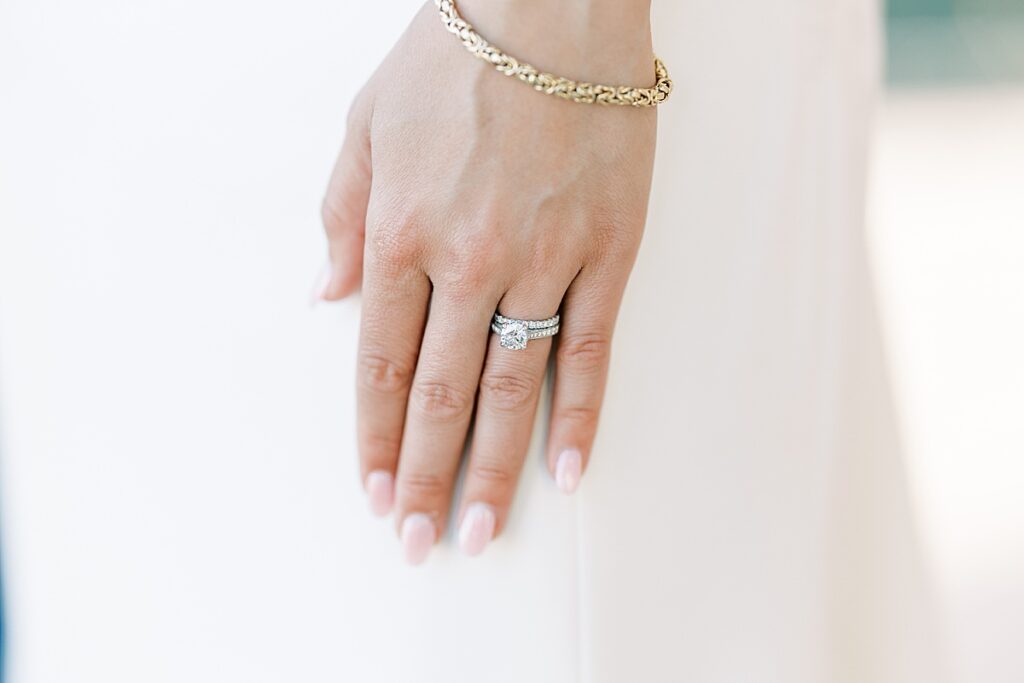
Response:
889,0,954,18
888,0,1024,17
886,0,1024,85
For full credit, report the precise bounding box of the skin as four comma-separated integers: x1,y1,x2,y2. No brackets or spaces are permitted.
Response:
319,0,657,561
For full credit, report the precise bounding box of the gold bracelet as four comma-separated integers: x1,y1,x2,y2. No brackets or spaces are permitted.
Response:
434,0,672,107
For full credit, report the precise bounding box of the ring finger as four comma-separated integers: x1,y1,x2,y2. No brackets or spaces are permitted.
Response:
454,277,572,556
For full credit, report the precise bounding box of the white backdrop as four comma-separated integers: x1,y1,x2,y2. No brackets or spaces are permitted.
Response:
0,1,580,681
4,1,1023,681
869,89,1024,683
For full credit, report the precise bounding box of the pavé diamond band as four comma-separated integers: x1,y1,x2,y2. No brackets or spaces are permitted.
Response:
491,313,561,351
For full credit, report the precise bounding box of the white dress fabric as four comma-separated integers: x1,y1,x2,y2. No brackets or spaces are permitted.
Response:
0,1,941,681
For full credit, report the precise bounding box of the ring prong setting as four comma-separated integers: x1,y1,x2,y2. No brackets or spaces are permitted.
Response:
499,320,529,350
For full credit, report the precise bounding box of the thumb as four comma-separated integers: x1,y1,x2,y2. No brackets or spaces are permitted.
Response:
318,94,373,301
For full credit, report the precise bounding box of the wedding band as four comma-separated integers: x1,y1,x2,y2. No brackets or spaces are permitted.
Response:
491,313,560,350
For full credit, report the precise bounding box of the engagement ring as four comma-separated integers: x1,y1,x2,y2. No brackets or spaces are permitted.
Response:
491,313,560,350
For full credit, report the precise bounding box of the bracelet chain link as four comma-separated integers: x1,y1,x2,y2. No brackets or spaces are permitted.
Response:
435,0,672,107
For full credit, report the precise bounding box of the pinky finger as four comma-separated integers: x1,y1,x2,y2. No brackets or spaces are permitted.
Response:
547,264,626,494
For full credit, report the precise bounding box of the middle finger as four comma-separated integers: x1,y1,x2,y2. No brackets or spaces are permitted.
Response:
394,284,496,565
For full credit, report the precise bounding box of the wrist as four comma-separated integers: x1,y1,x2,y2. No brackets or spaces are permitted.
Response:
452,0,655,85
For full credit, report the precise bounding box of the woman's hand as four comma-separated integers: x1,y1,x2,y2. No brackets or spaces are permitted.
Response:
319,0,657,564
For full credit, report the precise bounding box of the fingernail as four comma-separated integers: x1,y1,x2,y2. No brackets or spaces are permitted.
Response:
555,449,582,495
458,503,496,557
401,513,436,566
365,470,394,517
309,263,331,306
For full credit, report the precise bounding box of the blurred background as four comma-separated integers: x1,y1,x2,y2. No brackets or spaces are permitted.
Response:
0,0,1022,681
870,1,1024,682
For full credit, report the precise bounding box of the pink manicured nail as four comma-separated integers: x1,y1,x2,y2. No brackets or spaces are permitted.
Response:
458,503,496,557
555,449,582,494
365,470,394,517
401,513,436,566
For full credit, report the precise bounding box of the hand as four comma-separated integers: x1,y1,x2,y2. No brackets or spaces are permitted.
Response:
319,0,657,563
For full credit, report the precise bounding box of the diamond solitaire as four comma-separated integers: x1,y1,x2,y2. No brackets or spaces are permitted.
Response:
499,320,529,350
491,313,560,351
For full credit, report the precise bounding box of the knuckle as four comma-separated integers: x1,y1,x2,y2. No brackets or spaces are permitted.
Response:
359,430,401,460
592,204,640,240
469,458,515,486
451,226,498,264
527,234,570,276
558,332,612,370
437,232,501,296
556,404,600,429
440,261,492,299
479,372,538,413
410,381,474,422
399,470,448,499
358,353,414,395
369,227,419,272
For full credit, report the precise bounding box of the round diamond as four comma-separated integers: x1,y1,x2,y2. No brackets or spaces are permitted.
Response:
499,321,528,350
